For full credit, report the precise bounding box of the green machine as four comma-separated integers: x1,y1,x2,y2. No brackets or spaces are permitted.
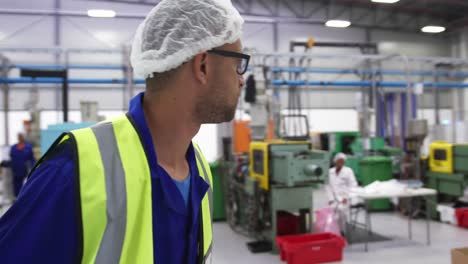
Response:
350,137,386,155
426,144,468,219
381,146,404,176
320,131,359,156
226,140,330,253
346,137,401,182
210,161,226,221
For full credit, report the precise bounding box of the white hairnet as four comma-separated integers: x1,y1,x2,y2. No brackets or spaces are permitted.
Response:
334,153,347,163
131,0,244,79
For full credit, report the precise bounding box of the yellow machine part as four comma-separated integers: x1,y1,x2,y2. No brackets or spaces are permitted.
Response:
307,37,315,49
429,141,453,173
249,141,270,190
249,140,311,191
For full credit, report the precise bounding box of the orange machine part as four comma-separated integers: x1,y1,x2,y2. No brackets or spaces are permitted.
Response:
233,120,274,154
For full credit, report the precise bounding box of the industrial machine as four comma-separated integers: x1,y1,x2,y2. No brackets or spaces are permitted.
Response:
225,41,334,253
426,141,468,218
320,131,359,156
249,141,328,189
226,140,329,253
429,141,454,174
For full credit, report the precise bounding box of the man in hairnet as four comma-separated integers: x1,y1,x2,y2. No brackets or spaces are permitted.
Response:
326,153,359,233
0,1,247,263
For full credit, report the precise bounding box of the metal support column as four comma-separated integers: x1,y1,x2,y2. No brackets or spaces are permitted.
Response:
273,22,279,52
122,45,133,110
404,56,412,126
54,0,62,119
63,70,68,122
1,56,10,145
434,65,441,125
371,64,379,137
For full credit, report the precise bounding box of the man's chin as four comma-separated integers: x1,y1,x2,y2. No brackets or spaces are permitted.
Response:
203,108,236,124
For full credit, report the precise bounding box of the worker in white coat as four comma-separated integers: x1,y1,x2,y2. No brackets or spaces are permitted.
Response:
326,153,359,233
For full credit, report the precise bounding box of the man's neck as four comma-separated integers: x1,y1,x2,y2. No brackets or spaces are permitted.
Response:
143,91,200,181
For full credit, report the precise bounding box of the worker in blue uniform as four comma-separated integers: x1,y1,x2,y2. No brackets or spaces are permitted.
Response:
9,133,35,197
0,0,248,263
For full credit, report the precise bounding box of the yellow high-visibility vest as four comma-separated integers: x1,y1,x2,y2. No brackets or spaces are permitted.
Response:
37,114,213,264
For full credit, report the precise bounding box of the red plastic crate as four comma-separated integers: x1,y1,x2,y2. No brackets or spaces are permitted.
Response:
455,208,468,228
276,233,346,264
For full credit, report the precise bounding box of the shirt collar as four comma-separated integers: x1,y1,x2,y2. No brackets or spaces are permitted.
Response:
128,92,160,178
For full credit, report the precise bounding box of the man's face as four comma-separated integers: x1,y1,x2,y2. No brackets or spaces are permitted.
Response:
335,159,345,170
196,40,246,124
18,133,25,143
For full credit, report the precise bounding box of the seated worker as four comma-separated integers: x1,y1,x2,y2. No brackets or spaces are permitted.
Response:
326,153,359,233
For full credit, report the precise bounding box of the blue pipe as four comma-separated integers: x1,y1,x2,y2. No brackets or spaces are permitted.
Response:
401,93,406,151
388,94,395,146
13,64,124,70
271,80,373,86
2,77,468,88
0,77,147,84
270,67,468,77
271,80,468,88
379,93,385,138
8,64,468,77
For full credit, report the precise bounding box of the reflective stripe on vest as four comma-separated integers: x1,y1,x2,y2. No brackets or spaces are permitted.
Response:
69,114,213,264
193,143,213,261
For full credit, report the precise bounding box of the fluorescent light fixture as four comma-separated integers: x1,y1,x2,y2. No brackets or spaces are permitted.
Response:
371,0,400,3
325,20,351,28
87,9,116,18
421,25,446,33
243,16,275,23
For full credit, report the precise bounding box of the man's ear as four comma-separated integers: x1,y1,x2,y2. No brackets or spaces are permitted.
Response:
192,52,208,85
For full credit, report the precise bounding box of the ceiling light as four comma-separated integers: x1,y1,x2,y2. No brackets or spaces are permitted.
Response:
371,0,400,3
87,9,116,18
325,20,351,28
421,25,446,33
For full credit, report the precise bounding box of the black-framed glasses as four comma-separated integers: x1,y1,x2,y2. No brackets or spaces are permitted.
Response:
207,49,250,75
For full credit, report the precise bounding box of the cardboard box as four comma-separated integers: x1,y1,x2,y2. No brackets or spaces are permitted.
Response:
452,248,468,264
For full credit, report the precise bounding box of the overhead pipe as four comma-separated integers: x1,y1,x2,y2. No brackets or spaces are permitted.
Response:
0,47,121,54
8,64,468,77
0,77,145,84
3,78,468,88
271,80,468,88
3,78,468,89
253,52,468,65
270,67,468,77
12,64,124,70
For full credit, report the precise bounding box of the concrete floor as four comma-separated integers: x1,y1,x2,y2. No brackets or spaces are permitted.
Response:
213,188,468,264
213,213,468,264
1,180,466,264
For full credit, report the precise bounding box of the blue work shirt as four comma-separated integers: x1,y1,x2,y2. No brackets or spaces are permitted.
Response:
0,92,210,264
9,143,35,177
